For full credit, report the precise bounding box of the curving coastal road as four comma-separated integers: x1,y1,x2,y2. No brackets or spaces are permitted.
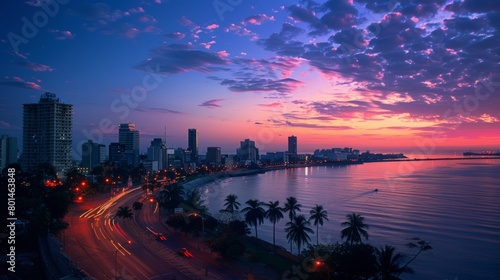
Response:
64,187,248,280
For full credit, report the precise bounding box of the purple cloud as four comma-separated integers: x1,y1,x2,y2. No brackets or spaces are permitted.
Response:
49,29,75,40
242,14,275,25
221,78,302,93
11,61,54,72
0,77,42,90
199,99,224,108
134,107,183,114
135,44,230,75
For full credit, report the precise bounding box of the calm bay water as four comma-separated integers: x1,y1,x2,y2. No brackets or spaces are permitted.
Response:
200,158,500,280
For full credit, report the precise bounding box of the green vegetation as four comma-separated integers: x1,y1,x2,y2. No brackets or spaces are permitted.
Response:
285,214,314,255
283,196,302,253
204,220,250,259
341,212,370,244
242,199,266,239
309,204,329,246
223,194,241,215
195,192,432,280
116,206,133,219
1,163,73,236
265,200,284,251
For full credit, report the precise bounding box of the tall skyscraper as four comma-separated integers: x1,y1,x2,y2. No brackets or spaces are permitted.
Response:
81,140,106,173
22,92,72,173
0,135,18,171
119,123,140,166
188,128,198,162
206,147,221,165
147,138,167,170
288,135,298,155
237,139,259,163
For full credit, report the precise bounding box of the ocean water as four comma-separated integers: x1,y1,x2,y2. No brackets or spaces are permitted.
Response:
201,158,500,280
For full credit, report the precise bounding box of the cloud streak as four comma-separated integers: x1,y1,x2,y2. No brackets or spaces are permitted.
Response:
199,99,224,108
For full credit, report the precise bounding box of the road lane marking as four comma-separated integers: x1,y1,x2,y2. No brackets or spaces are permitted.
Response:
99,228,107,240
93,226,100,241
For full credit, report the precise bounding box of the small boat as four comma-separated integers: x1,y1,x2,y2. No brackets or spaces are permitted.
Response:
374,189,378,192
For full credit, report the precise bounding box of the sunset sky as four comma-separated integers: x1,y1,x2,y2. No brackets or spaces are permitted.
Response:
1,0,499,156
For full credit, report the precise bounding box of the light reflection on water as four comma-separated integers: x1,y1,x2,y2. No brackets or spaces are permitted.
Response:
201,158,500,280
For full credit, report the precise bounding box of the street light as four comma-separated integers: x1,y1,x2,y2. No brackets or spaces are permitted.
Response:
314,260,331,280
189,213,205,239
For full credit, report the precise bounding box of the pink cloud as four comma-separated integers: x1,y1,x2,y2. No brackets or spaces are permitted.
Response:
124,27,140,38
0,76,42,90
217,50,230,57
242,14,275,25
225,24,253,36
138,15,157,23
206,23,219,30
179,16,195,26
143,26,161,33
50,29,75,40
165,32,186,40
258,102,283,107
12,61,54,72
200,40,216,49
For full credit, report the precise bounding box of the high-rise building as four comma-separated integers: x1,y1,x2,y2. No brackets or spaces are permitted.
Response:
0,135,18,171
288,135,297,155
109,142,125,165
237,139,259,163
119,123,140,166
147,138,167,170
206,147,221,165
22,92,72,173
187,128,198,162
81,140,105,173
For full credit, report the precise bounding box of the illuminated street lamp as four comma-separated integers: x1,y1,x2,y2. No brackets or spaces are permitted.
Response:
314,260,331,280
189,213,205,238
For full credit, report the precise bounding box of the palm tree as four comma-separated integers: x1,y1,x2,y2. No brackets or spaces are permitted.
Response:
241,199,266,239
184,188,207,214
375,245,414,280
116,206,133,219
223,194,241,214
265,200,284,251
285,214,314,255
340,212,369,244
396,238,432,278
158,184,184,212
284,196,301,252
309,204,329,246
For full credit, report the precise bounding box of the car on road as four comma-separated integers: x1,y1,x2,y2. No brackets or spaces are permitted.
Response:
156,233,167,241
177,248,193,258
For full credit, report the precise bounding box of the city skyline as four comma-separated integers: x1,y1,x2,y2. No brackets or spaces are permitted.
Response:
1,1,499,157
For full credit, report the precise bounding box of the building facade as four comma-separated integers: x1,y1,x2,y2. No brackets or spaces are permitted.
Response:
147,138,167,171
109,142,126,165
206,147,221,165
0,135,18,171
237,139,259,164
81,140,106,173
22,92,72,173
187,128,198,162
119,123,140,166
288,135,297,155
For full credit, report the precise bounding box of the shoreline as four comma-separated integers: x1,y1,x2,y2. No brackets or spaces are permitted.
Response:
180,156,500,191
363,156,500,163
